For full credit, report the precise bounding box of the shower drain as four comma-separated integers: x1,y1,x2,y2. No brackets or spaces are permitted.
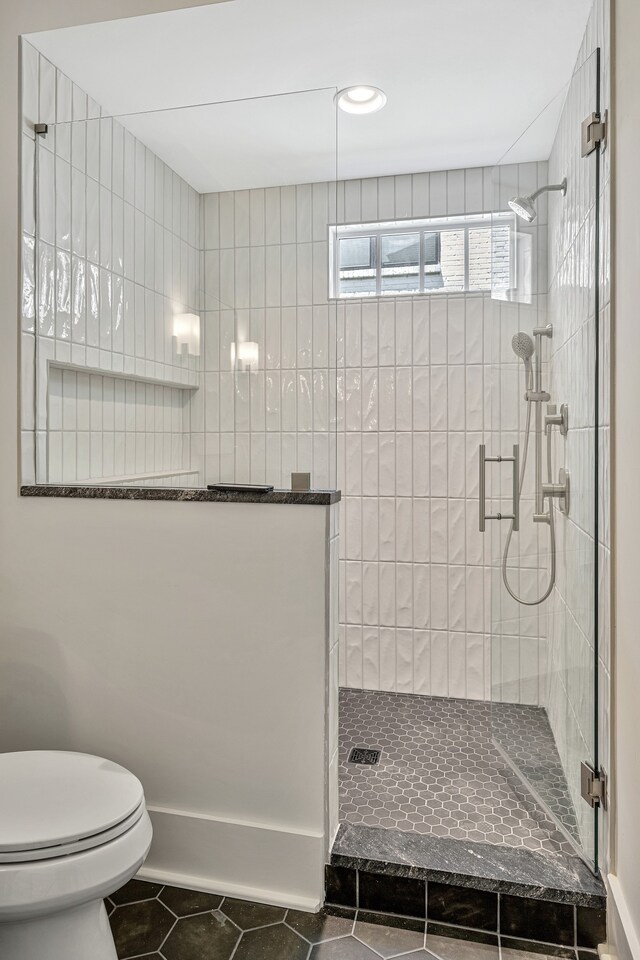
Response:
348,747,381,765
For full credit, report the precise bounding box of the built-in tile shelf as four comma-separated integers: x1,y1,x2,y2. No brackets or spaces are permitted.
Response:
47,361,199,391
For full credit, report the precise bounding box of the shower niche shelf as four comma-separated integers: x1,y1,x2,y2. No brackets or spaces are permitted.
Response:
46,360,199,391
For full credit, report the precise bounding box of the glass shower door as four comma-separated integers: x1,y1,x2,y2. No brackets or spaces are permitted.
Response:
485,49,602,870
31,87,338,491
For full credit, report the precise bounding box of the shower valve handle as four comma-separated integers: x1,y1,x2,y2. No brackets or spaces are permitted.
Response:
545,403,569,436
478,444,520,533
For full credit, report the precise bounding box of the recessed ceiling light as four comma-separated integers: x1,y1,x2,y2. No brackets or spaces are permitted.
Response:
336,86,387,115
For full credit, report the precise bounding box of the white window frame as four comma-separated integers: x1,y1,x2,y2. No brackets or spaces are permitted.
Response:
329,212,516,300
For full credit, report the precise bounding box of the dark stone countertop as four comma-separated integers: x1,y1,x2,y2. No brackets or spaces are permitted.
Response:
20,485,341,505
332,823,606,908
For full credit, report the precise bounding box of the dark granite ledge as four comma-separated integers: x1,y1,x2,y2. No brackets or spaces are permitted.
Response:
332,823,605,908
20,484,341,505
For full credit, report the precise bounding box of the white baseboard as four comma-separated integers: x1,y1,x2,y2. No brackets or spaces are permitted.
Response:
137,864,321,912
606,874,640,960
140,804,325,912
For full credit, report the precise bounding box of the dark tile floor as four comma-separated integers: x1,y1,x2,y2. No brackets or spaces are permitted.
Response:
107,878,595,959
340,689,579,854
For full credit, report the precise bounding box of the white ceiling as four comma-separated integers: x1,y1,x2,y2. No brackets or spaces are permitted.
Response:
28,0,593,193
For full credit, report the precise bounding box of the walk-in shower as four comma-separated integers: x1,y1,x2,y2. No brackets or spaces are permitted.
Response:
335,39,606,902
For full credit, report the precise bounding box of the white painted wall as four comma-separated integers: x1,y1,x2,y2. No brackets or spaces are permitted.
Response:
1,0,337,911
611,0,640,953
0,497,337,907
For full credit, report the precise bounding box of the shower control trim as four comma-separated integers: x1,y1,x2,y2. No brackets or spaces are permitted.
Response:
545,403,569,436
478,443,520,533
542,468,570,516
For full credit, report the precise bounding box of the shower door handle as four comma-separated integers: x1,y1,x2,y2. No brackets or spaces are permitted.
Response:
478,444,520,533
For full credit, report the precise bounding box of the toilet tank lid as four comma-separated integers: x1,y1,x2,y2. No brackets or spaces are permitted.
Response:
0,751,145,853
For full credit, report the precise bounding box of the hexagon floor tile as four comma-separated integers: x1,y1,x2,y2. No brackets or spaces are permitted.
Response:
339,688,580,854
107,879,591,959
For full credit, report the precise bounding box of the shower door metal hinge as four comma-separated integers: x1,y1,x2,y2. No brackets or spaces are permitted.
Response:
581,111,607,157
581,761,607,809
34,123,48,137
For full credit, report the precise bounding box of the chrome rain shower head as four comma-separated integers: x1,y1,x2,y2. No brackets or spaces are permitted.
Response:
508,195,537,223
508,177,567,223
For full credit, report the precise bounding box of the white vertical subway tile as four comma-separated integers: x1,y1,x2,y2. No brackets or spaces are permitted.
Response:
413,564,430,631
430,631,449,696
99,117,112,190
123,131,135,206
360,178,378,221
21,41,39,135
37,145,55,244
280,185,296,244
429,171,447,216
55,157,71,251
22,235,36,333
296,183,313,242
38,56,56,125
447,169,465,215
447,299,465,363
22,135,36,237
55,250,71,341
394,175,412,219
377,177,395,220
379,627,397,690
465,167,484,214
430,298,447,364
112,122,124,199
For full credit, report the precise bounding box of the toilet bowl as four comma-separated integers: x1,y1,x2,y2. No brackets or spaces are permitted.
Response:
0,751,153,960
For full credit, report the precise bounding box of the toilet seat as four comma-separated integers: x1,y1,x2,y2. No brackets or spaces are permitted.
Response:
0,751,145,864
0,798,146,863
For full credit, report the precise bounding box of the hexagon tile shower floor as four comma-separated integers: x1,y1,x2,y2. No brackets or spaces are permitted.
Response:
339,689,579,854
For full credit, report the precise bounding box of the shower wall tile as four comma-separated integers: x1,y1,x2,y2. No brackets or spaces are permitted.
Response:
47,366,195,484
202,160,547,702
22,40,201,485
200,181,338,491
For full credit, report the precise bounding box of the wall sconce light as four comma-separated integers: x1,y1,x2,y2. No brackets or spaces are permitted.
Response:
173,312,201,357
231,341,259,370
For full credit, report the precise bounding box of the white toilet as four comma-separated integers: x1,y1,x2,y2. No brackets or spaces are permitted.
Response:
0,751,153,960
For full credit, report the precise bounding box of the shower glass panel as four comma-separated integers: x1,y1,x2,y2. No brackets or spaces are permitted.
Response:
31,88,338,490
486,50,600,869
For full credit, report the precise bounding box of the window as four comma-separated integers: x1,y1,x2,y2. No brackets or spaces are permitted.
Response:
330,213,514,299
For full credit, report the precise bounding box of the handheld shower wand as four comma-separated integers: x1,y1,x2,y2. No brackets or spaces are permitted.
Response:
511,332,534,381
502,330,556,606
